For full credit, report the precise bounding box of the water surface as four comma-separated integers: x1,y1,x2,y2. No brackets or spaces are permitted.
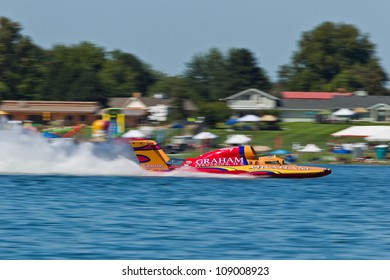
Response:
1,165,389,259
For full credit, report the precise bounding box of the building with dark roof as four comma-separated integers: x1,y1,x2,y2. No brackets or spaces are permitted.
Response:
279,95,390,122
0,100,100,125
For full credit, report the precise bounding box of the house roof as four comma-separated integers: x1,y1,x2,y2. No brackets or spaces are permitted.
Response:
108,97,171,109
108,96,197,111
108,97,132,108
281,92,353,99
278,99,331,110
0,100,100,113
279,95,390,110
222,88,279,101
330,96,390,108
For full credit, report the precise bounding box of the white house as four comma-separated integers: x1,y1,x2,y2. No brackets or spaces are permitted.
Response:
220,88,279,113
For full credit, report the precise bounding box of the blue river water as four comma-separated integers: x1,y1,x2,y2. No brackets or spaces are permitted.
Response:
1,164,390,260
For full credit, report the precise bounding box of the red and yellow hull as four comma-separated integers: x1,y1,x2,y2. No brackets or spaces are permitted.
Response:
129,140,331,178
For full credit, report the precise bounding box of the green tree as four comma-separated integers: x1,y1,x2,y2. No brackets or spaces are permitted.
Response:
197,101,232,127
185,48,271,101
185,48,227,101
43,42,107,102
278,21,388,95
0,17,46,100
100,50,155,97
225,48,271,94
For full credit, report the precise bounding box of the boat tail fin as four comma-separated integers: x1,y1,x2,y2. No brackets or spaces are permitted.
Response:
129,140,171,171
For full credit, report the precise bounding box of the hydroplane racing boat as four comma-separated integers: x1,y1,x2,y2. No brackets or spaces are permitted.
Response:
129,140,331,178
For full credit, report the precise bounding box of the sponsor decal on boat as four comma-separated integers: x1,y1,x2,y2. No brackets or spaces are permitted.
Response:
195,157,244,166
142,163,166,169
249,165,311,170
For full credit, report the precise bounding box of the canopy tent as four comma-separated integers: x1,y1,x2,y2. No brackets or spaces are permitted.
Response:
332,126,390,138
224,134,251,145
332,108,355,117
121,129,146,138
237,114,261,122
365,129,390,142
260,115,277,122
353,107,368,113
193,131,218,140
298,144,322,152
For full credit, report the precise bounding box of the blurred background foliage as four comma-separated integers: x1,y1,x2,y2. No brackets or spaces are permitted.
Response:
1,17,389,127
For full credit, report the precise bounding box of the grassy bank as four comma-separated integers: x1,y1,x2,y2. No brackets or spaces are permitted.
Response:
177,122,389,163
209,122,376,150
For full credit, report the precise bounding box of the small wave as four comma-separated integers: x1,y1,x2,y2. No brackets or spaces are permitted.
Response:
146,168,256,179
